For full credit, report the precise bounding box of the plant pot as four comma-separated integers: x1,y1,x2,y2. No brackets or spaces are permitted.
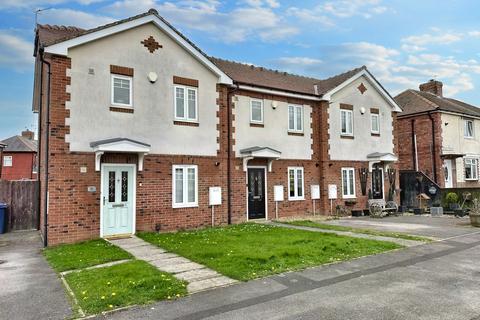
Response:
449,203,460,210
352,210,363,217
470,214,480,227
430,207,443,217
413,208,424,215
454,209,467,217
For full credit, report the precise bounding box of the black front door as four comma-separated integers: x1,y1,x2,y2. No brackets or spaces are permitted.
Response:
372,167,383,199
248,168,266,219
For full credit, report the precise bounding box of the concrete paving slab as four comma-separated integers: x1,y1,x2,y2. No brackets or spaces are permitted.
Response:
176,268,222,282
142,252,178,262
159,262,205,274
187,276,238,293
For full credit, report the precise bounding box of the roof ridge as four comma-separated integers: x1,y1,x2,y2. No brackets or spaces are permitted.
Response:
38,24,86,32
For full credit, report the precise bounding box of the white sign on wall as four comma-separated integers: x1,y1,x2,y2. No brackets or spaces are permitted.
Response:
328,184,337,199
310,185,320,200
274,185,284,202
209,187,222,206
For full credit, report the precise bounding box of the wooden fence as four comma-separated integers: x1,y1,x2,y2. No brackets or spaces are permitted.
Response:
0,180,39,231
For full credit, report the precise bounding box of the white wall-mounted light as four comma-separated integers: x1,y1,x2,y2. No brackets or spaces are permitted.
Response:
360,107,366,114
272,101,278,110
148,72,158,83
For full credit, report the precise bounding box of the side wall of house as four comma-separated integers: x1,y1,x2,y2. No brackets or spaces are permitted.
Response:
0,152,36,180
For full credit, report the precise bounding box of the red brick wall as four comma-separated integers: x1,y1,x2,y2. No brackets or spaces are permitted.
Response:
1,152,36,180
397,113,444,186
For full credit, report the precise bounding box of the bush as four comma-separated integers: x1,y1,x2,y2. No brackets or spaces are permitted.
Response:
445,192,459,204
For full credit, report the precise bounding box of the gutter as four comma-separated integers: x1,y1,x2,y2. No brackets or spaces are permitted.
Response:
428,112,438,183
226,84,239,225
39,47,51,247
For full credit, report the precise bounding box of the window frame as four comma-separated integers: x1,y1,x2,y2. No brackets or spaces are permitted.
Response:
172,165,198,208
288,105,304,133
287,167,304,201
464,119,474,138
341,167,356,198
371,113,380,134
464,158,478,181
111,74,133,107
250,99,264,124
3,155,12,167
174,85,198,122
340,109,354,136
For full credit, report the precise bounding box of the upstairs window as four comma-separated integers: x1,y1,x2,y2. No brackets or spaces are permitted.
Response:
464,119,474,138
371,113,380,134
250,99,263,124
111,75,132,107
288,105,303,132
341,109,353,136
465,158,478,180
3,156,12,167
175,86,197,122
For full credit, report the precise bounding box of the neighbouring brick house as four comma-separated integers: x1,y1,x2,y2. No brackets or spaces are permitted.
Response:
0,130,38,181
33,9,402,245
396,80,480,192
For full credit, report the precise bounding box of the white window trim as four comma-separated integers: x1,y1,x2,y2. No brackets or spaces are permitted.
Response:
341,167,356,199
111,74,133,107
250,99,264,124
341,109,354,136
3,156,12,167
464,158,478,181
371,113,380,134
174,85,198,122
464,119,474,139
288,167,305,201
172,165,198,208
288,105,304,133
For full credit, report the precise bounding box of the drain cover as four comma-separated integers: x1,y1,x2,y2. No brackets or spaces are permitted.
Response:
0,260,6,265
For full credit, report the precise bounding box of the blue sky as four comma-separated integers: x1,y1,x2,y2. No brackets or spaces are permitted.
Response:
1,0,480,139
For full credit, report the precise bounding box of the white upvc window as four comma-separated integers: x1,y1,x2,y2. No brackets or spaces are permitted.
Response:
172,165,198,208
174,85,198,122
288,167,304,200
341,168,356,198
371,113,380,134
3,156,12,167
288,105,303,132
464,158,478,180
111,75,132,107
341,109,353,136
250,99,263,124
464,119,474,138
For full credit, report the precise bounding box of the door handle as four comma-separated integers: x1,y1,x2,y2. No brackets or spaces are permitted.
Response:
253,196,261,200
112,204,125,208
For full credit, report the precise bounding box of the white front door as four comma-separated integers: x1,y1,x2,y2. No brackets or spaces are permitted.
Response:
101,165,135,237
444,160,453,188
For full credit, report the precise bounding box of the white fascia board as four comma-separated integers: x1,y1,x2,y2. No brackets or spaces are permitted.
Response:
322,69,403,113
92,140,150,153
238,84,321,101
44,15,233,85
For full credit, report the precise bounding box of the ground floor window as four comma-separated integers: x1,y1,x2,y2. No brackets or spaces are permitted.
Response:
172,165,198,208
342,168,355,198
288,167,304,200
464,158,478,180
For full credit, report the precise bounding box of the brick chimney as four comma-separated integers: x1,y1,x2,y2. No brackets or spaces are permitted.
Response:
21,130,34,140
419,79,443,97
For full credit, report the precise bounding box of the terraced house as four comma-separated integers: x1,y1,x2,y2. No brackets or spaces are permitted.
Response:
33,9,402,245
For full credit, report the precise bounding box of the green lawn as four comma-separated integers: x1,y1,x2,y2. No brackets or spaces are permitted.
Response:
138,223,402,281
284,220,432,242
65,260,187,315
43,239,133,272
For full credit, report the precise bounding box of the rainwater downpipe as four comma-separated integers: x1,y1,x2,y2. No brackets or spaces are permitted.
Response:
428,112,438,183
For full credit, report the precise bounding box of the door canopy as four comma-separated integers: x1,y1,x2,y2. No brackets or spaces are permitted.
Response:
90,138,151,171
367,152,398,172
240,146,281,172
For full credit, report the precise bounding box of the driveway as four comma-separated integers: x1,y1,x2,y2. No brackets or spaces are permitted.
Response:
0,231,71,320
95,218,480,320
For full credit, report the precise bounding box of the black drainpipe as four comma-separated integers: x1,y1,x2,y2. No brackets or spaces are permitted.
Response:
411,119,416,171
226,84,239,225
39,47,51,247
428,112,437,183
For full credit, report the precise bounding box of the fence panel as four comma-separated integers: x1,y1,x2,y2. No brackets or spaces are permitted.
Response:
0,180,39,231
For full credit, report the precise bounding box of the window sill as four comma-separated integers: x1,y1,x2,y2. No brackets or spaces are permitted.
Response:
250,123,264,128
288,197,305,201
371,132,380,137
342,196,356,199
464,136,474,139
172,203,199,209
465,179,478,181
340,135,354,139
110,106,134,113
174,121,199,127
288,131,304,136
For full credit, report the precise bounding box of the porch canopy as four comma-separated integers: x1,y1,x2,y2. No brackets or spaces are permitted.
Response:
90,138,151,171
367,152,398,172
240,146,281,172
440,153,465,159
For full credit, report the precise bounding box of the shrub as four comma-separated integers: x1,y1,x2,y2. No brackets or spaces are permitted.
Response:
445,192,459,204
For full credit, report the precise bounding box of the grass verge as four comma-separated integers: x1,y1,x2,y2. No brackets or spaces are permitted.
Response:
284,220,432,242
138,223,402,281
44,239,133,272
65,260,187,315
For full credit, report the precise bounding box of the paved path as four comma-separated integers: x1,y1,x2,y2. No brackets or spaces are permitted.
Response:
270,221,424,247
96,230,480,320
109,236,237,293
0,231,71,320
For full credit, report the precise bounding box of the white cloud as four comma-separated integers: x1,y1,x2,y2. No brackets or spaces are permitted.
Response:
402,32,462,47
276,57,323,66
469,31,480,37
0,31,33,71
0,0,105,10
38,8,114,28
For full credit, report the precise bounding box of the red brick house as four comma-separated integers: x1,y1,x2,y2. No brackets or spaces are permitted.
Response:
33,9,402,245
396,80,480,192
0,130,38,181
